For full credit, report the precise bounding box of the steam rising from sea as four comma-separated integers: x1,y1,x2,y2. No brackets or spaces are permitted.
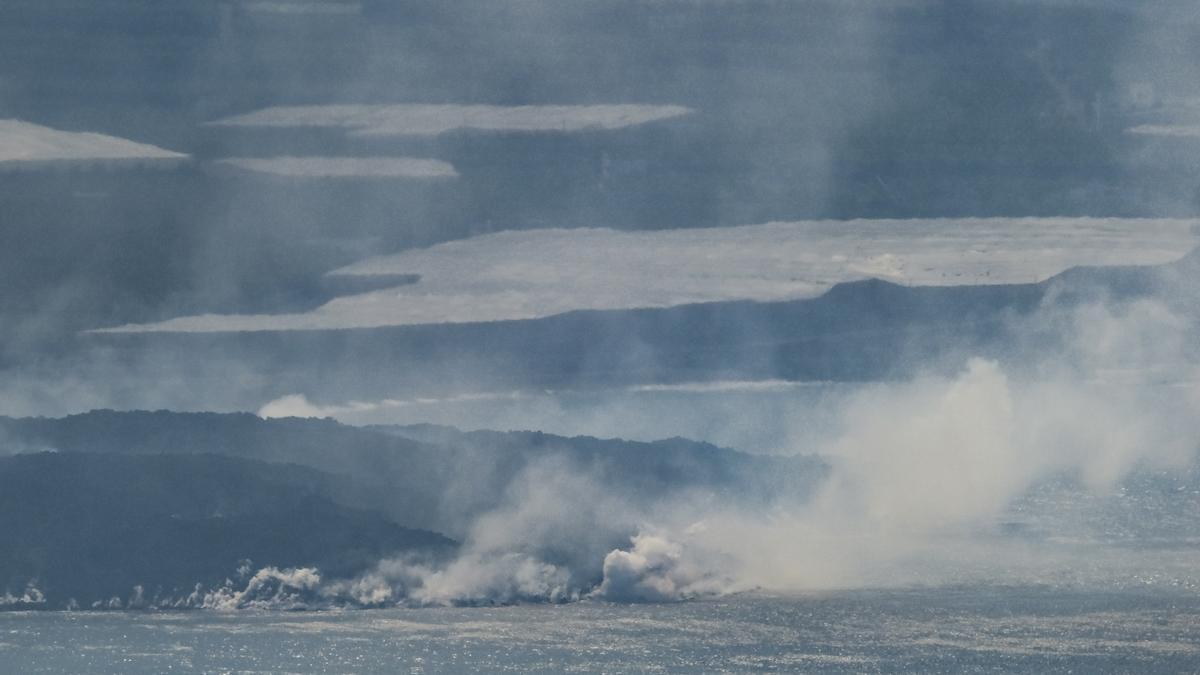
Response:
197,303,1200,609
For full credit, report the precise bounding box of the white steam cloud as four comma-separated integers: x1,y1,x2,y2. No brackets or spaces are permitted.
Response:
308,361,1199,605
308,295,1200,604
662,298,1200,593
593,531,730,603
69,284,1200,609
323,460,626,606
0,583,45,606
75,340,1200,609
201,567,323,611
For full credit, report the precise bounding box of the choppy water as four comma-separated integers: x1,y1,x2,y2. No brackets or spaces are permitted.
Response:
3,588,1199,673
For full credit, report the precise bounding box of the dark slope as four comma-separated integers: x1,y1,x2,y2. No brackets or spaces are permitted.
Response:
0,411,826,538
379,424,828,508
0,452,455,609
0,412,454,531
1043,245,1200,312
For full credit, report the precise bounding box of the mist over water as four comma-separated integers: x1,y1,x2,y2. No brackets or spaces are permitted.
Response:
160,293,1190,609
307,369,1199,606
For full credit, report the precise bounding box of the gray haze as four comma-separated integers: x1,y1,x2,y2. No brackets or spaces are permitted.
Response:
1,0,1199,414
1,0,1200,615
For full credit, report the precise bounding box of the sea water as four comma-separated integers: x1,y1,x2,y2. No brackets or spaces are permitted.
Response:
2,588,1199,673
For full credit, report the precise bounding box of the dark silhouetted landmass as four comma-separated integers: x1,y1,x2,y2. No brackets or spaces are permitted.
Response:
0,452,455,609
0,412,828,608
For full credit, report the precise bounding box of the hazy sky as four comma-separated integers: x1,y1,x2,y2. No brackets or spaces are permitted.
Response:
1,0,1199,416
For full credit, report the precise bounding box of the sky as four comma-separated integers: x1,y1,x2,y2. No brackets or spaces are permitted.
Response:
1,0,1199,417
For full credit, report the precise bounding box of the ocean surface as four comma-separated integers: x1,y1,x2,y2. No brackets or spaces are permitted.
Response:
3,588,1199,673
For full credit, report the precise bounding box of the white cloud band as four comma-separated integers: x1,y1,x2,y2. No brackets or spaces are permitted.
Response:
94,218,1200,333
0,120,187,167
208,103,695,137
212,156,458,178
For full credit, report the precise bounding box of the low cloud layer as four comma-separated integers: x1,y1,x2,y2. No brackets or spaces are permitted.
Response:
1127,124,1200,139
256,382,850,456
208,103,694,137
212,156,458,179
243,1,361,15
97,217,1200,333
0,119,187,167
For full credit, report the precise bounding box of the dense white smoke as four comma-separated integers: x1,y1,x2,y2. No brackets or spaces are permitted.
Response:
335,295,1200,603
688,362,1197,592
326,553,575,607
655,292,1200,592
0,583,45,606
201,567,323,610
591,530,731,602
85,358,1200,608
57,295,1200,609
325,458,640,605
